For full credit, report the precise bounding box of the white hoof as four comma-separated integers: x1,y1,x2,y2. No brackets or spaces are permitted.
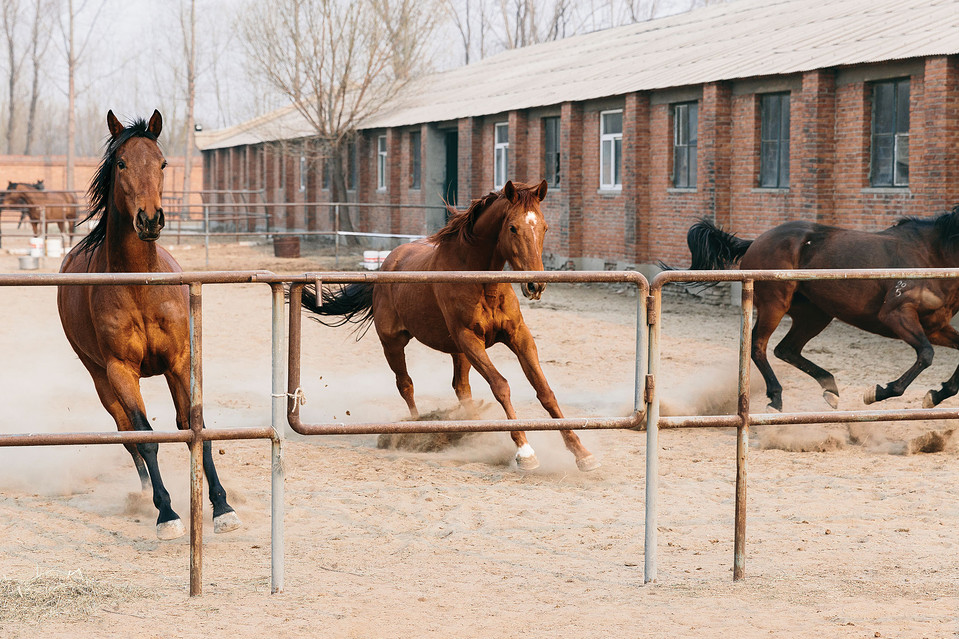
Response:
576,454,601,472
515,443,539,471
214,511,242,534
923,391,937,409
863,386,877,405
157,518,186,540
823,391,839,410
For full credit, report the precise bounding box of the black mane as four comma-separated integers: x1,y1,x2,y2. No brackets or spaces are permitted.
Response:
892,204,959,248
74,117,159,254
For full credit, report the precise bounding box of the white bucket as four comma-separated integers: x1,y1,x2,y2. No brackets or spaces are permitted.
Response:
45,236,63,258
378,250,391,268
362,250,379,270
29,236,44,257
18,255,38,270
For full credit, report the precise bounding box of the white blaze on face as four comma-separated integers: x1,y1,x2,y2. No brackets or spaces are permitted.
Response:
525,211,538,227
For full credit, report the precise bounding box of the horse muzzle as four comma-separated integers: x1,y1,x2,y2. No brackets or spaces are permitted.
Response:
135,207,165,241
521,281,546,300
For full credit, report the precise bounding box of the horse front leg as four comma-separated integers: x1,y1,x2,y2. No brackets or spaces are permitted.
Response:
452,329,538,470
105,360,184,539
166,370,240,534
451,352,479,418
865,304,934,404
505,323,600,472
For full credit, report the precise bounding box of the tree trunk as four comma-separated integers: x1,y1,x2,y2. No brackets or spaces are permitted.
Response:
329,140,359,247
65,0,76,191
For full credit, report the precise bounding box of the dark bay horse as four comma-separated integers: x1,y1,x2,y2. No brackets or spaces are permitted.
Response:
688,208,959,411
3,180,80,242
302,180,599,472
57,110,240,540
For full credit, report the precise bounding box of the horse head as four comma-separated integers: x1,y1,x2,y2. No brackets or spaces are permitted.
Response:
497,179,549,300
106,109,166,241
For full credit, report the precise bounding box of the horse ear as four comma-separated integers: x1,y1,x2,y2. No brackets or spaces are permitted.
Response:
503,180,516,202
107,110,124,139
148,109,162,137
536,179,548,201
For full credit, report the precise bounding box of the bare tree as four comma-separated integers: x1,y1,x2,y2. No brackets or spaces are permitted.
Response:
179,0,196,197
0,0,24,154
240,0,439,240
24,0,53,154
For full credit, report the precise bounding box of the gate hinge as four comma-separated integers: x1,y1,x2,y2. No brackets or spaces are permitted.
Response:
646,295,657,324
644,374,655,403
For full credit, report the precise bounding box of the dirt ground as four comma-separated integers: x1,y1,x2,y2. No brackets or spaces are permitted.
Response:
1,237,958,638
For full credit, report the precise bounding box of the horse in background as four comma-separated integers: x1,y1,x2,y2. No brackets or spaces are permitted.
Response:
687,208,959,412
3,180,80,242
57,109,240,539
301,180,599,472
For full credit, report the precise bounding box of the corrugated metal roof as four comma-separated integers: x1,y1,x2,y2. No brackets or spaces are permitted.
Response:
197,0,959,151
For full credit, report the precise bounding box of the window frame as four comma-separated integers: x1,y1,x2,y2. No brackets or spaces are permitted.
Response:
376,135,387,191
870,78,910,188
599,109,623,191
298,154,307,192
672,102,698,189
494,122,509,189
347,140,358,192
409,130,421,190
758,92,791,189
543,116,561,188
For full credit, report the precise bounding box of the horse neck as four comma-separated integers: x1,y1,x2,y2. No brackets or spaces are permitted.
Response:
440,210,505,271
104,201,161,272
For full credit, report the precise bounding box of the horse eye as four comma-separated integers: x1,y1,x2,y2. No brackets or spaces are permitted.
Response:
161,160,167,170
117,160,126,170
509,224,517,234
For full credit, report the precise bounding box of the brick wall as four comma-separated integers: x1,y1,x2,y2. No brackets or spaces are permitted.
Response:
204,55,959,266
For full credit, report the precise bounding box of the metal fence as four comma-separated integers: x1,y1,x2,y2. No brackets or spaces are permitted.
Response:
3,266,958,595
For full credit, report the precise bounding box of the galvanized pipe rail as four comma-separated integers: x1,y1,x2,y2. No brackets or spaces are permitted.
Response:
646,267,959,584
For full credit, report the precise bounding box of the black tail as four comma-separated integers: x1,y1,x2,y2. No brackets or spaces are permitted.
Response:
301,283,375,338
687,218,752,270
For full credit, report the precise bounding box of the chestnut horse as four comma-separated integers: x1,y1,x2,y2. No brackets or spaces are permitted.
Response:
687,209,959,412
3,180,80,242
302,180,599,472
57,110,240,539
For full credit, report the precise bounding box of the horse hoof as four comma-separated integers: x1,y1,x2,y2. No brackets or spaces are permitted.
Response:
923,391,938,409
823,391,839,410
157,518,186,540
576,455,601,472
516,454,540,471
214,511,242,534
766,402,782,413
863,386,878,405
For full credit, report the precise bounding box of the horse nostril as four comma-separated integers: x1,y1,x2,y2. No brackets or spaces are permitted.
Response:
157,208,165,229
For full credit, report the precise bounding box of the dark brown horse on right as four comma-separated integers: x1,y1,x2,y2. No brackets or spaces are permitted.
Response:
688,207,959,412
301,180,599,472
3,180,80,242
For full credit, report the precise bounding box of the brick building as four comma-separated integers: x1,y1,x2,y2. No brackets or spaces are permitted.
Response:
196,0,959,271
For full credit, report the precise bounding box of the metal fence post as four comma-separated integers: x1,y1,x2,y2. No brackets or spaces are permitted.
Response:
270,283,286,594
188,282,204,597
734,279,754,580
644,286,661,584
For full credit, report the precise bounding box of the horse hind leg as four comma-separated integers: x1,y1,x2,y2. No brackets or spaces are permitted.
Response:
773,302,839,408
920,326,959,408
751,284,794,411
451,352,479,418
381,332,418,418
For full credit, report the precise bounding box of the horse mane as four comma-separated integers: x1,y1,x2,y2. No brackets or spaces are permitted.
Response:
74,117,160,254
429,184,541,245
893,203,959,247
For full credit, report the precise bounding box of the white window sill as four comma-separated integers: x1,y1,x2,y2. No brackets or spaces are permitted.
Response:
667,187,697,194
861,187,911,195
750,187,790,194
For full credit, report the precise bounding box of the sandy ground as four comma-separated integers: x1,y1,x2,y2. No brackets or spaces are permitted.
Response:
1,236,958,638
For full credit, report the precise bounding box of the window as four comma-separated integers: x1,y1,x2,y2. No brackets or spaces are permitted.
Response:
322,159,331,191
543,117,561,188
298,155,307,192
409,130,421,190
673,102,698,188
600,110,622,190
377,135,387,190
494,122,509,189
348,140,357,191
759,93,790,188
871,78,910,187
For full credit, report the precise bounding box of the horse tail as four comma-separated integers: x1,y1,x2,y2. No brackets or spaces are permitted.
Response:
687,218,752,270
301,282,375,338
